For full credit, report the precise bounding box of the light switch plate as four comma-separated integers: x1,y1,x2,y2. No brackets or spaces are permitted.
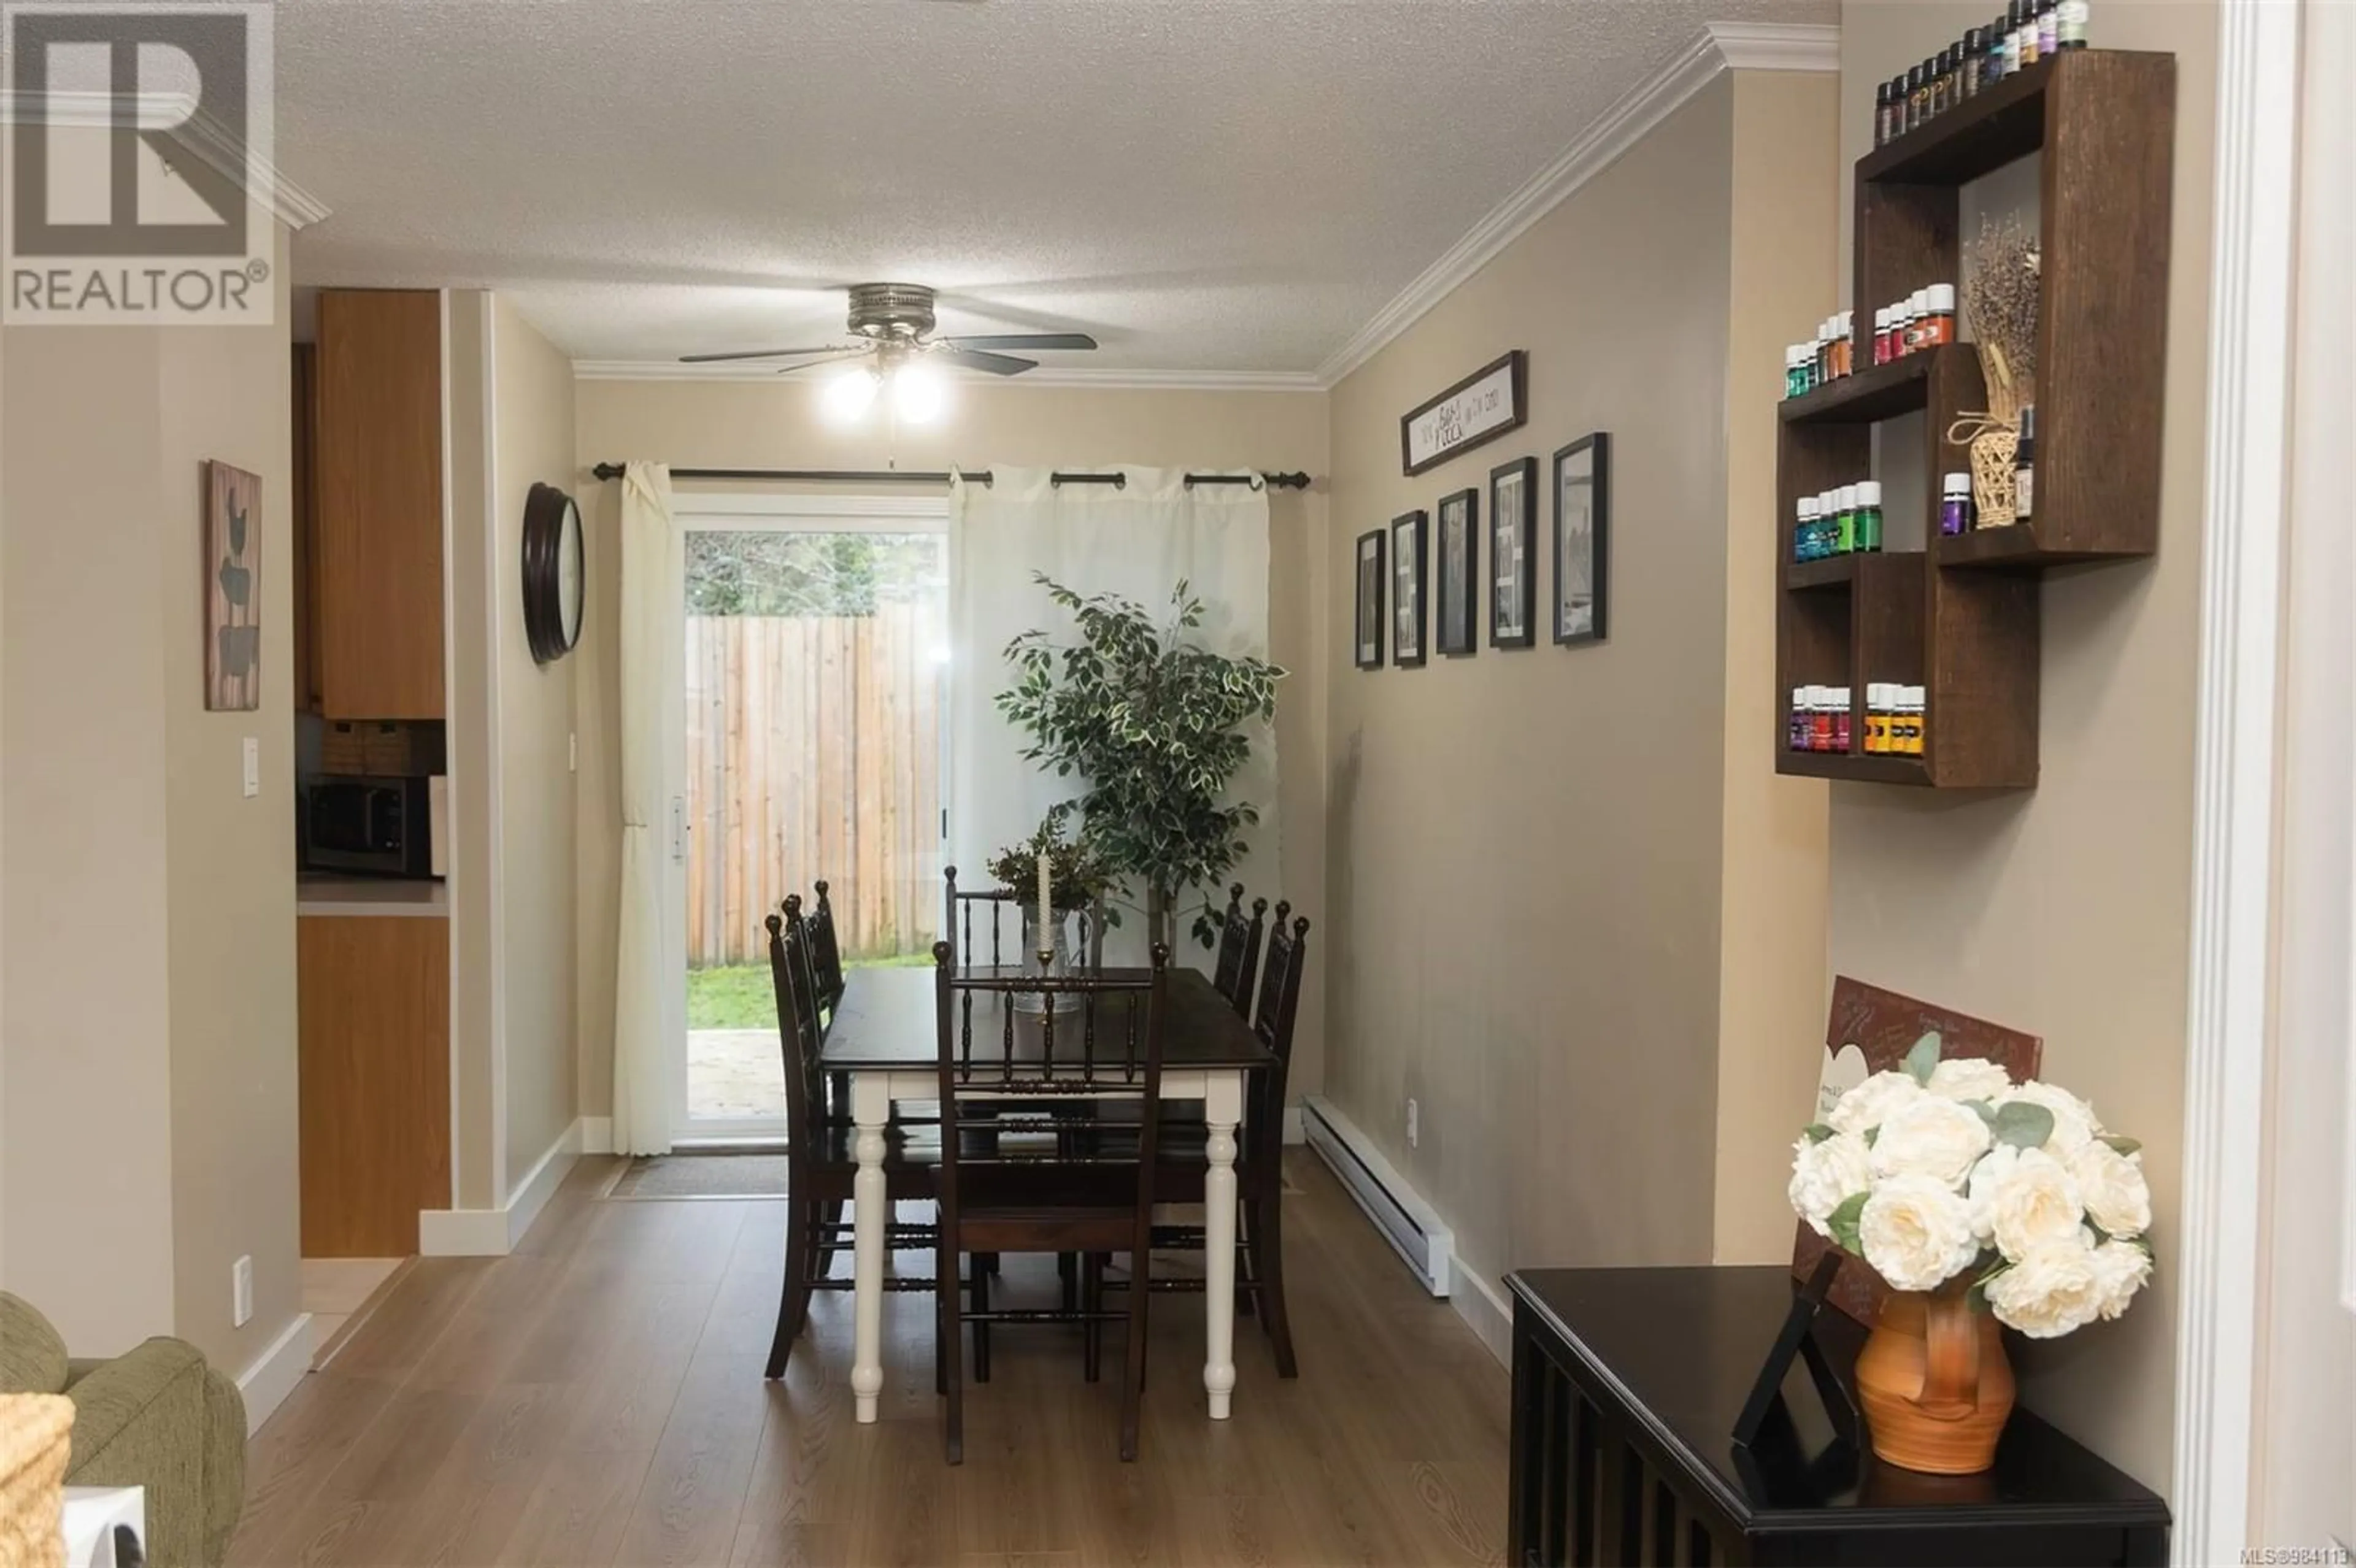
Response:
1406,1098,1419,1148
231,1255,253,1327
241,737,260,797
569,732,577,773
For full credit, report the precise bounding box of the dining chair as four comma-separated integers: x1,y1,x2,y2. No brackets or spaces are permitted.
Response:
942,866,1022,968
1111,903,1310,1379
763,897,944,1378
807,880,847,1004
931,942,1171,1463
944,866,1111,972
1211,883,1270,1018
942,864,1120,1315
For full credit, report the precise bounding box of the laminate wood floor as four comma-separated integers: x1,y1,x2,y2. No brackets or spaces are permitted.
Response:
230,1149,1509,1567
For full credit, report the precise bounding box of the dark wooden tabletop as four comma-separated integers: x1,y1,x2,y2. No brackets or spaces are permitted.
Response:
818,964,1276,1072
1507,1265,2173,1528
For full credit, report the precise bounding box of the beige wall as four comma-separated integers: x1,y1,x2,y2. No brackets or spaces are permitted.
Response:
571,380,1330,1122
1323,76,1838,1301
1714,73,1841,1262
2,323,179,1354
445,289,587,1207
1830,0,2217,1492
161,224,303,1375
447,291,497,1209
1,213,302,1375
491,298,581,1188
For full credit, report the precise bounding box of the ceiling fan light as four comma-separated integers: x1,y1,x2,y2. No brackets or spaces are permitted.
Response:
822,364,881,423
891,363,949,424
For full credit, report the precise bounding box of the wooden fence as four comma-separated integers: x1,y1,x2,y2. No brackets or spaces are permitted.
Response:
685,607,943,967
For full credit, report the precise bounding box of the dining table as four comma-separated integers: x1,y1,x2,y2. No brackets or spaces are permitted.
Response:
817,963,1276,1424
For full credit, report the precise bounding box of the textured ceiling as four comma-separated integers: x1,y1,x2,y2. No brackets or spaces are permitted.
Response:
278,0,1833,374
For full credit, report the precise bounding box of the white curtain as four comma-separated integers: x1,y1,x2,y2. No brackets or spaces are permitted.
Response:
611,461,683,1156
949,466,1276,969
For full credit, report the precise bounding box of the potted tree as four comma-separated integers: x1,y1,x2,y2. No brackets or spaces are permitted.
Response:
998,577,1284,951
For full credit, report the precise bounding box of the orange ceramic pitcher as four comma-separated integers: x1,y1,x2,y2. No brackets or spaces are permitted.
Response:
1852,1283,2016,1474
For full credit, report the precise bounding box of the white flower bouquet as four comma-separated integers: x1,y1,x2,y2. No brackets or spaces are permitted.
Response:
1788,1034,2153,1337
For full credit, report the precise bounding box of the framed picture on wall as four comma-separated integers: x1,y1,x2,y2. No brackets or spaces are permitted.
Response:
1436,487,1478,658
1391,509,1428,668
205,459,263,712
1553,433,1611,647
1354,528,1386,670
1488,455,1536,649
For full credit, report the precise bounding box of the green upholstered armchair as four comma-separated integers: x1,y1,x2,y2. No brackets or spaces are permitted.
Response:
0,1293,246,1567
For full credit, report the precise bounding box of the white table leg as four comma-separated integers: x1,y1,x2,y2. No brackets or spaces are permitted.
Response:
1202,1070,1243,1420
850,1072,889,1424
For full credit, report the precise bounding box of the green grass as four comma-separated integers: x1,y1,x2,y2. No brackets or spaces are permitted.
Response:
687,953,933,1030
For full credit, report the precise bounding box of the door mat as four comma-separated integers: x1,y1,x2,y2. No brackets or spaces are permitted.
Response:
604,1153,790,1200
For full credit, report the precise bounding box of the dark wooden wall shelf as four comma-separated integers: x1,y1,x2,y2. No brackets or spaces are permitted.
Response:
1776,48,2176,790
1778,349,1941,427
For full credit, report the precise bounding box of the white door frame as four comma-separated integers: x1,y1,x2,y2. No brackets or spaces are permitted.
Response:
2172,0,2304,1561
668,490,952,1144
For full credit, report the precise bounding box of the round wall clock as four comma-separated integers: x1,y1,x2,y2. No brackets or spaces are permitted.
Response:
522,482,585,664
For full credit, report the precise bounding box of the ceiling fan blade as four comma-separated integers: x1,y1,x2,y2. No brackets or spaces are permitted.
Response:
934,347,1038,376
677,344,857,364
939,332,1098,352
772,348,874,375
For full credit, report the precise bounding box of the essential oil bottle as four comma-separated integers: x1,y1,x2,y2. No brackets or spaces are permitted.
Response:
2015,405,2038,522
1940,472,1975,536
1855,480,1885,552
1923,283,1957,346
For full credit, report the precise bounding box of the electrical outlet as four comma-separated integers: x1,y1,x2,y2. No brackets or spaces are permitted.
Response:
1406,1098,1419,1148
231,1256,253,1328
241,737,260,798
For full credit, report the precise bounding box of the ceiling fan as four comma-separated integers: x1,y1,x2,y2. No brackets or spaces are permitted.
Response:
680,282,1096,377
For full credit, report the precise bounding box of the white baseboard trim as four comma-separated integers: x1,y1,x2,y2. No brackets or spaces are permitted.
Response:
235,1312,314,1435
418,1205,510,1257
1301,1095,1453,1296
1449,1255,1515,1368
505,1118,583,1242
420,1117,586,1257
579,1116,614,1156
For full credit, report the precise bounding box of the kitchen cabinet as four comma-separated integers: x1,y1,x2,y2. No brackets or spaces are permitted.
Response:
314,289,444,719
291,342,322,713
298,911,450,1256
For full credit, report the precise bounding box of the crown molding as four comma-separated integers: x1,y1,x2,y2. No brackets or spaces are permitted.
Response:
1002,366,1324,391
0,89,331,230
1705,20,1842,73
572,358,1324,392
1312,21,1837,388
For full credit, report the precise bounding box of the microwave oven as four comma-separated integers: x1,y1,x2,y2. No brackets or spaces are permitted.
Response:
299,775,445,878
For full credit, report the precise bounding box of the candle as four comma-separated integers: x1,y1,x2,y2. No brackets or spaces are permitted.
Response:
1036,851,1053,964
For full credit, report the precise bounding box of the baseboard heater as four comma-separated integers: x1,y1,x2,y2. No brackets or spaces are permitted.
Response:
1301,1095,1452,1297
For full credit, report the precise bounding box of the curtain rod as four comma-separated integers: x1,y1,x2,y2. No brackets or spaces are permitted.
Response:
587,463,1311,490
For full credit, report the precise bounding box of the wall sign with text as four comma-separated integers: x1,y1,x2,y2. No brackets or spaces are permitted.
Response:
1399,350,1527,476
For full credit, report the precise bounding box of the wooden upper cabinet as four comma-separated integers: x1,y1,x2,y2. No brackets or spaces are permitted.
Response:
291,342,323,713
315,290,445,720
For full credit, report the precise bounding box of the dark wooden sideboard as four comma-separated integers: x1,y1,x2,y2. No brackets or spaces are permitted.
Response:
1506,1266,2169,1567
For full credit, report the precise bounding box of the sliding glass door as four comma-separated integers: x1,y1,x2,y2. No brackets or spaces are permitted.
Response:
672,496,950,1142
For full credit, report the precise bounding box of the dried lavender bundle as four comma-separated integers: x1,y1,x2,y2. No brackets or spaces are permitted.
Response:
1966,212,2041,413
